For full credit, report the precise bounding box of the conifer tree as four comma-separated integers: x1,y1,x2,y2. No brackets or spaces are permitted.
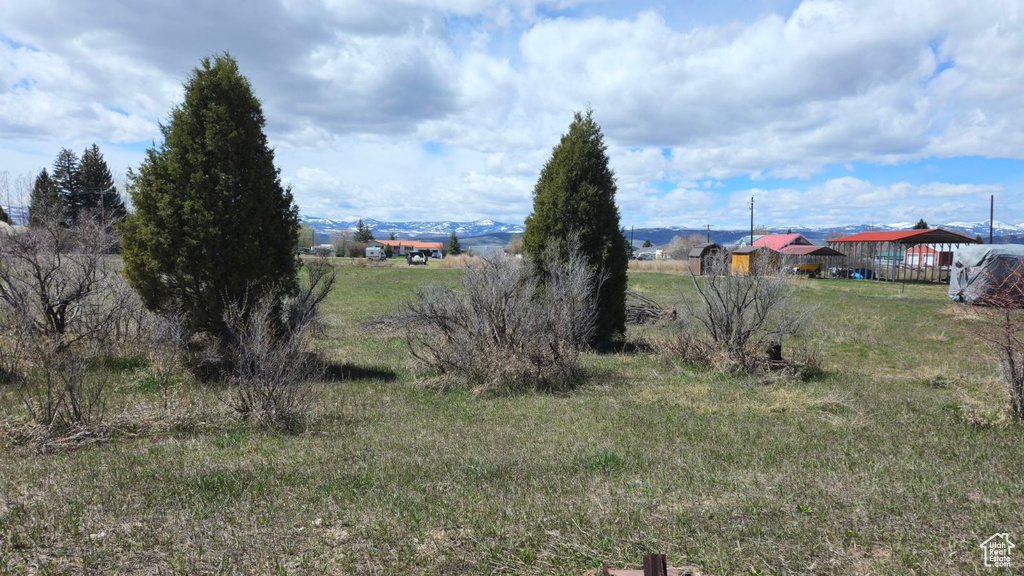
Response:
522,109,627,346
353,219,374,242
119,54,299,341
914,218,929,229
0,205,8,225
447,232,463,256
28,168,62,226
52,148,81,222
79,143,126,222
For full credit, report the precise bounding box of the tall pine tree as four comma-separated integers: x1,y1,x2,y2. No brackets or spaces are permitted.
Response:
52,148,82,222
522,109,628,347
79,143,126,222
447,232,462,256
28,168,62,226
353,219,374,242
119,54,299,341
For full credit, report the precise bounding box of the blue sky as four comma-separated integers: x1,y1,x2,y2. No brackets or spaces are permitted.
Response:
1,0,1022,228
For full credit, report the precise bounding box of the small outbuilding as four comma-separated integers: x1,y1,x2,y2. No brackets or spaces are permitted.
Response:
778,244,845,277
731,246,778,276
688,242,722,275
949,244,1024,305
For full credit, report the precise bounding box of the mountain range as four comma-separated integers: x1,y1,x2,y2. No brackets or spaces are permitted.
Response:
3,205,1021,245
298,216,1024,246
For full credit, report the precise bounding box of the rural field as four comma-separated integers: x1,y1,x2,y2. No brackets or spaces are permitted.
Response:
1,265,1021,575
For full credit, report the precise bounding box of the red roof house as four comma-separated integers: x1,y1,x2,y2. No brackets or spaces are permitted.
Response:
752,233,813,251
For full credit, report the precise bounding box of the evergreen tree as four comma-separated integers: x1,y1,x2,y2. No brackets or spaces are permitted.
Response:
28,168,62,226
119,54,299,341
79,143,126,222
913,218,929,229
388,232,396,240
522,109,627,346
353,219,374,242
642,239,652,248
447,232,463,256
52,148,82,222
0,205,8,225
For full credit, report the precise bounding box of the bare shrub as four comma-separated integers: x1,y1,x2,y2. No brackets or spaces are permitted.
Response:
0,216,134,433
396,242,601,392
960,263,1024,419
18,343,108,434
667,233,707,260
344,241,368,258
662,253,812,373
146,311,191,411
224,259,336,429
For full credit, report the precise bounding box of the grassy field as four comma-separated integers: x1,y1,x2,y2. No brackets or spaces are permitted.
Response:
1,267,1021,575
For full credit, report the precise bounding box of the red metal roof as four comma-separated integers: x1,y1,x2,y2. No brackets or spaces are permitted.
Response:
827,228,977,244
752,233,811,251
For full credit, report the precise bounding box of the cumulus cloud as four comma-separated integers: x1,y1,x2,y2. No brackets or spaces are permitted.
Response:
727,177,1004,228
0,0,1021,226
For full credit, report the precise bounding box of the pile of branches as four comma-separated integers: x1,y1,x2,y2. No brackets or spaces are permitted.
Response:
625,291,676,325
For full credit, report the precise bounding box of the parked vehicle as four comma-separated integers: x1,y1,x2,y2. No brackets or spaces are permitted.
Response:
407,249,431,265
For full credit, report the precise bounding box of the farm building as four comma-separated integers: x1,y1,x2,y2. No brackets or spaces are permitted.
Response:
688,243,722,275
904,244,953,268
731,246,779,275
368,239,445,259
826,228,979,282
778,244,846,277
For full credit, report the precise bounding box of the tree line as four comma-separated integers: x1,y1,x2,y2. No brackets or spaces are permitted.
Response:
29,144,127,226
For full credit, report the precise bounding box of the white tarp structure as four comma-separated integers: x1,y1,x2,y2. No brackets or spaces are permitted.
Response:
949,244,1024,304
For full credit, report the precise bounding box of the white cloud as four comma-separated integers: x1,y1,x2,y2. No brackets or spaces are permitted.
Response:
0,0,1021,226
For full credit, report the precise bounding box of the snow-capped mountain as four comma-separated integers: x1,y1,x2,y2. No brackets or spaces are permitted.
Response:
299,216,525,238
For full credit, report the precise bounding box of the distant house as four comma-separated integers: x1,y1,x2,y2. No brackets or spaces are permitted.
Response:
904,244,953,267
752,233,813,251
368,239,444,259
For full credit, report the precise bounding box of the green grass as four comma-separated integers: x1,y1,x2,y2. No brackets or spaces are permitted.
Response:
1,269,1021,574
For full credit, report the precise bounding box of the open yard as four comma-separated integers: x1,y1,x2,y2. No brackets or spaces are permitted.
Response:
1,266,1021,574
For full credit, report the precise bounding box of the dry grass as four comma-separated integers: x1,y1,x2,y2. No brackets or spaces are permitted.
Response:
0,269,1021,574
435,253,485,268
628,259,689,272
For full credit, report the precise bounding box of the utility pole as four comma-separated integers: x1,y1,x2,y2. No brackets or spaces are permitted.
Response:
749,196,754,245
706,224,711,243
630,225,634,257
989,194,994,244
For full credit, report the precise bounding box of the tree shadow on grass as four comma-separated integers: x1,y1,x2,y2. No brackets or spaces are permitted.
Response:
324,363,398,382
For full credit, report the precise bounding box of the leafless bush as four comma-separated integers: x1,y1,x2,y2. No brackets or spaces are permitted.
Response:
960,263,1024,419
146,311,191,411
662,253,812,373
667,233,707,260
396,242,602,393
0,216,136,433
224,259,336,429
0,215,120,345
17,343,108,434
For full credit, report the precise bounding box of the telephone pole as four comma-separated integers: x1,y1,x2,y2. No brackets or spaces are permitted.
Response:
706,224,711,243
749,196,755,245
989,195,994,244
